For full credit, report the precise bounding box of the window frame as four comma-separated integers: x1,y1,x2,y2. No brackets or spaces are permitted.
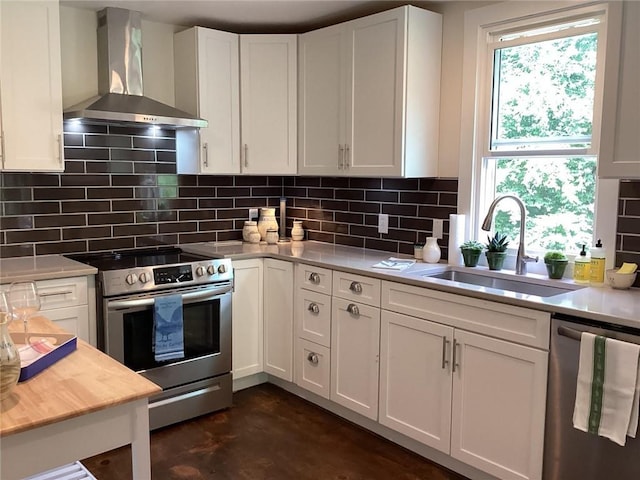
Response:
458,1,620,273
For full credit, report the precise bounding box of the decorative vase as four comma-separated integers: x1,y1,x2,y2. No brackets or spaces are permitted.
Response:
242,221,259,242
486,251,507,271
0,307,21,400
291,221,304,241
545,259,568,279
422,237,441,263
257,208,278,241
265,228,279,245
461,249,482,267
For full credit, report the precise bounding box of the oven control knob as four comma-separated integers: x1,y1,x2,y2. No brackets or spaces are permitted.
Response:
139,272,150,284
217,264,227,274
125,273,138,285
207,265,216,275
195,266,206,277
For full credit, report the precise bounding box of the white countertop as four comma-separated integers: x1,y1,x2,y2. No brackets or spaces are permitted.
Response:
182,240,640,329
0,255,97,284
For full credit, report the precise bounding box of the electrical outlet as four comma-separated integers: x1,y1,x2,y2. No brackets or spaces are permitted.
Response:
433,219,444,239
378,213,389,234
249,208,258,220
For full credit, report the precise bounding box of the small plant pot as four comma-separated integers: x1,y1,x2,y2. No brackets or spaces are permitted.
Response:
545,259,568,279
461,249,482,268
486,251,507,271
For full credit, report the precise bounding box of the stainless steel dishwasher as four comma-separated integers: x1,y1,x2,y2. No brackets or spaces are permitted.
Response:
544,314,640,480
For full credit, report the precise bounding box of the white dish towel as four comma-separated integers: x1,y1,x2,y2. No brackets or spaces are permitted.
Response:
573,332,640,446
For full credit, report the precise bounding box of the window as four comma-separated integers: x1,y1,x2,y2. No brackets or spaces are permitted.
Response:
460,2,620,272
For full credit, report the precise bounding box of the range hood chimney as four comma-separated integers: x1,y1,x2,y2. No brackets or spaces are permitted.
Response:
64,7,207,129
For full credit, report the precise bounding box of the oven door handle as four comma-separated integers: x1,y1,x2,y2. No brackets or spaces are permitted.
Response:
107,286,231,309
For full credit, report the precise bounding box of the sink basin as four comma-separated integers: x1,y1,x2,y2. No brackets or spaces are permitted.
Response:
424,270,578,298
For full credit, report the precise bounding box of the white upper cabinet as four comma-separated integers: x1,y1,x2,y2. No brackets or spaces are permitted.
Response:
298,6,442,177
240,35,297,175
174,27,241,175
599,1,640,178
175,30,297,175
0,0,64,172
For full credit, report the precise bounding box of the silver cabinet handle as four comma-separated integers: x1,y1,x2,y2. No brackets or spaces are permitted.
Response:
39,290,73,297
338,144,344,169
243,144,248,168
349,281,362,293
441,336,450,369
307,352,319,365
308,302,320,314
58,134,64,167
346,303,359,316
309,272,320,284
203,142,209,167
452,339,460,372
345,144,350,169
1,130,5,168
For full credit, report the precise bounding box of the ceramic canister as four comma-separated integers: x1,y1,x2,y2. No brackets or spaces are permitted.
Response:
258,208,279,241
291,221,304,241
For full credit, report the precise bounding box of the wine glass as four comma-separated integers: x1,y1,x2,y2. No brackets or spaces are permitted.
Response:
8,282,40,343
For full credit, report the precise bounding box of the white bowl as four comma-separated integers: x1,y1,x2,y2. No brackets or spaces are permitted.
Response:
606,269,637,289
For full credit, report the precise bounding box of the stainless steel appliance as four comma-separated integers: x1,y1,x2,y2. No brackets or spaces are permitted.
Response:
544,314,640,480
67,247,233,430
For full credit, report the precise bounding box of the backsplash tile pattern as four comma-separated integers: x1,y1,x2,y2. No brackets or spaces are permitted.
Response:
0,124,455,259
1,125,639,269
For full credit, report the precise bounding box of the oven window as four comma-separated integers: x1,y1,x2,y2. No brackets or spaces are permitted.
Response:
123,299,221,371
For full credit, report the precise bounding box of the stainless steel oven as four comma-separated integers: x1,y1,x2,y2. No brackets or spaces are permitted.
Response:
67,248,233,430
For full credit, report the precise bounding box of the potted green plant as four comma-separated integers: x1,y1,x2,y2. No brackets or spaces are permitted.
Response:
460,240,484,267
544,251,568,279
485,232,509,271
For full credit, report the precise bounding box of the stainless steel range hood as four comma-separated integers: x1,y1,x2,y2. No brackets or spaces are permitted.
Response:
64,7,207,129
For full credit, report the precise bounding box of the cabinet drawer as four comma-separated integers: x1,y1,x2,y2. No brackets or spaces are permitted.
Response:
296,263,333,294
332,271,380,307
381,281,550,349
295,338,330,399
37,277,88,310
296,288,331,347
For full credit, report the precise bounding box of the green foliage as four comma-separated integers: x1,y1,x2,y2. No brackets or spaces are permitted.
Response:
544,251,568,263
460,240,484,252
485,233,509,252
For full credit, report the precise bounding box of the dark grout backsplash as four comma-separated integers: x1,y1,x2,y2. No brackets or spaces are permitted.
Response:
1,124,639,271
0,123,456,259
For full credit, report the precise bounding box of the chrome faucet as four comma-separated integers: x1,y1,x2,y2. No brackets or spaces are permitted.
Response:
481,195,538,275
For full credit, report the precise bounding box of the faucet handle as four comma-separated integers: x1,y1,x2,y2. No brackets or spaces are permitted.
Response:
522,255,539,264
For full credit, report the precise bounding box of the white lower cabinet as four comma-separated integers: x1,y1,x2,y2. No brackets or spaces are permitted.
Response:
263,259,294,381
380,280,549,480
331,296,380,420
231,259,264,380
379,310,453,451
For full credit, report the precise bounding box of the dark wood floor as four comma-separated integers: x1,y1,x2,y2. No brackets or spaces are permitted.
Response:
82,383,469,480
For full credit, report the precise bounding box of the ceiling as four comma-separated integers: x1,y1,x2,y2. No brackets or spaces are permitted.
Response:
60,0,443,33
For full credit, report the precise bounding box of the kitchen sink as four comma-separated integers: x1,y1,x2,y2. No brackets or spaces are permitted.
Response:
422,270,580,298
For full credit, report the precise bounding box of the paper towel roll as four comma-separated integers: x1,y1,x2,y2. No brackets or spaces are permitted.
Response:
448,214,466,265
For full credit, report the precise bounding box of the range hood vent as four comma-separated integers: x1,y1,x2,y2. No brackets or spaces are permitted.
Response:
64,7,207,129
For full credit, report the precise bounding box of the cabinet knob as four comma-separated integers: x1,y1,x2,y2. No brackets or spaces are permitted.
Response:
309,272,320,284
346,303,359,316
307,352,319,365
308,302,320,314
349,281,363,293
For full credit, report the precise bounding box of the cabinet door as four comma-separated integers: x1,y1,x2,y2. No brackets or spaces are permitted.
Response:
451,330,548,480
346,8,405,176
263,259,294,381
295,288,331,347
298,24,346,176
331,297,380,420
42,305,90,343
598,1,639,178
379,310,453,453
174,27,241,174
295,338,330,399
1,0,63,172
231,259,264,380
240,35,297,175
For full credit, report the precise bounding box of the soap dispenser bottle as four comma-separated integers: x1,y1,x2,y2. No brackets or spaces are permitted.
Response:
589,239,606,286
573,244,590,284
